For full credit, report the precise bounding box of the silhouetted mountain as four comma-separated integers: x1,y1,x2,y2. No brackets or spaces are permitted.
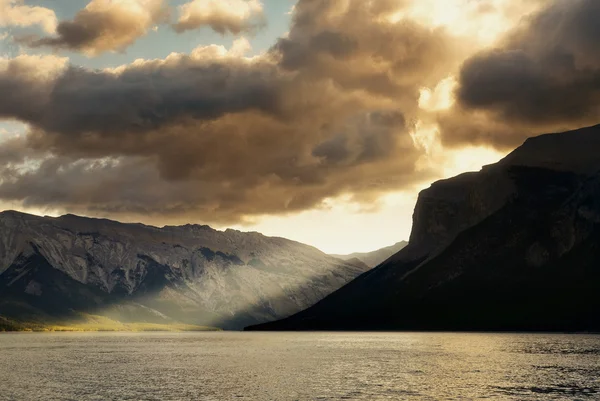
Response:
247,125,600,332
0,212,368,330
331,241,408,267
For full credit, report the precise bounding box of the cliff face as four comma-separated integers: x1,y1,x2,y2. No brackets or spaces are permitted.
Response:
247,125,600,332
0,212,368,329
402,125,600,263
405,169,513,259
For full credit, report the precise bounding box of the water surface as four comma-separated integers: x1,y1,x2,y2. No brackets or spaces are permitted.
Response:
0,332,598,400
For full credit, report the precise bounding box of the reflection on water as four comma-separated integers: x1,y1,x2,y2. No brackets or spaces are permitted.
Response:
0,332,598,400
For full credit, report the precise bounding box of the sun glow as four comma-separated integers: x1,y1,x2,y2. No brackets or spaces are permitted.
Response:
391,0,544,47
228,190,420,255
419,77,457,111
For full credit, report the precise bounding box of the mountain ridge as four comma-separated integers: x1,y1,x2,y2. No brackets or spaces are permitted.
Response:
0,210,369,330
330,241,408,268
246,124,600,332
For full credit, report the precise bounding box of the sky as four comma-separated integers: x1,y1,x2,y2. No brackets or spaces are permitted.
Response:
0,0,598,254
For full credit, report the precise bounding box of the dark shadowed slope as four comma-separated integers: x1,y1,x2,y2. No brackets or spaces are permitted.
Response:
331,241,408,268
0,212,369,330
246,124,600,332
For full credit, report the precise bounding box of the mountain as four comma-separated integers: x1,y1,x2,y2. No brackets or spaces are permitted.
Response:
0,212,368,330
331,241,408,268
246,124,600,332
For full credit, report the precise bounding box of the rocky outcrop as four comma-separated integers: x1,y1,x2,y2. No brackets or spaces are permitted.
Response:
330,241,407,268
247,124,600,332
0,212,368,329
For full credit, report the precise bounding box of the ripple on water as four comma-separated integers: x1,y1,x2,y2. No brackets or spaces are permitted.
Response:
0,332,598,401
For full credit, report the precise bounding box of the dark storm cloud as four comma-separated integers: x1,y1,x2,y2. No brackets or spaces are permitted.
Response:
0,136,38,165
312,111,407,166
0,54,282,138
447,0,600,147
0,0,459,224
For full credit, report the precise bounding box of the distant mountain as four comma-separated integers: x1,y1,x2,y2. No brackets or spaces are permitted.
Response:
331,241,408,268
0,212,368,330
247,124,600,332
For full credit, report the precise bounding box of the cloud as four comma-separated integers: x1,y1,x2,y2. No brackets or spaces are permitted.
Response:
399,0,545,46
174,0,265,35
0,0,458,224
0,54,69,124
0,47,283,147
0,0,57,33
445,0,600,147
23,0,167,56
275,0,463,102
7,0,584,225
0,48,428,223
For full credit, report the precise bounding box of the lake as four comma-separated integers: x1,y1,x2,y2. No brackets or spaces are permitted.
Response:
0,332,598,400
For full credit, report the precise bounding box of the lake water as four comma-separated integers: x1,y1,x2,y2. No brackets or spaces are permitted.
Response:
0,332,598,400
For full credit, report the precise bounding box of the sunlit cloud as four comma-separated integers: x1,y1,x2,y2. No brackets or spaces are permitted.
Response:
394,0,546,47
419,77,457,112
0,0,57,33
21,0,167,56
174,0,265,35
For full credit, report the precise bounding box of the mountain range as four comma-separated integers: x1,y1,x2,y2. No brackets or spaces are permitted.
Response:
330,241,407,268
0,212,368,330
3,125,599,332
247,125,600,332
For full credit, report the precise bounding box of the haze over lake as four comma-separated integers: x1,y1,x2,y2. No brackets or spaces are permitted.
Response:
1,332,598,400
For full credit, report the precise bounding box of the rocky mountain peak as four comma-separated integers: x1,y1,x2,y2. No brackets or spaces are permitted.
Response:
0,211,369,329
499,124,600,173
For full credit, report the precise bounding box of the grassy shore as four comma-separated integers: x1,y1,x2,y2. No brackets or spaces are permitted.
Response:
0,315,221,332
